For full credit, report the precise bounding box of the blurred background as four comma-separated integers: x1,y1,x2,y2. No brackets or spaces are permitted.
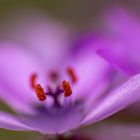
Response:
0,0,140,31
0,0,140,140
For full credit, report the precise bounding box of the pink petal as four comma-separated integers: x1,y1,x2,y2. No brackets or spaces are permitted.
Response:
19,107,83,134
95,6,140,75
67,46,113,104
103,6,140,48
2,9,72,67
95,37,140,75
82,73,140,125
0,42,46,113
0,111,31,131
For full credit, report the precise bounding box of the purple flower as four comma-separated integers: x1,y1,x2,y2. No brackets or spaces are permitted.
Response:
1,9,140,139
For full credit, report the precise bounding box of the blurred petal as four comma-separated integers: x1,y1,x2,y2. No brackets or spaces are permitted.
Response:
82,73,140,125
66,45,113,103
0,42,46,113
0,111,30,131
95,37,140,75
2,9,73,67
19,107,83,134
103,6,140,47
95,6,140,75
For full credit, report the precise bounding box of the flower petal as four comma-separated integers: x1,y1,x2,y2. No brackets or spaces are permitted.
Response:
2,9,72,67
82,73,140,125
95,6,140,75
103,6,140,48
19,106,83,134
0,111,30,131
0,42,46,113
67,46,113,104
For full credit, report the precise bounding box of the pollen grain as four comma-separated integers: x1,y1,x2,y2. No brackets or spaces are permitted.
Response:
35,84,46,101
62,80,72,97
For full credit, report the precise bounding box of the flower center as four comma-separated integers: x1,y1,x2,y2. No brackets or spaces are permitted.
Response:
30,67,77,106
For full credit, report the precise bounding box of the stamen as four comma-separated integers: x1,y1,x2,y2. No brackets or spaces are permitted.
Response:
30,73,37,89
30,67,75,105
35,84,46,101
67,67,77,84
62,80,72,97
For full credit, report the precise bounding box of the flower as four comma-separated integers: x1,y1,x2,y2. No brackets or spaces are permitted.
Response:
0,41,113,134
1,9,140,140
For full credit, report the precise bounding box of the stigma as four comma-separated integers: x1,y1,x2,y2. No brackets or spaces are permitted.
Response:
30,67,77,105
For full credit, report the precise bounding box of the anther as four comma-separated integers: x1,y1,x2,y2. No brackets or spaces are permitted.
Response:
67,67,77,84
62,80,72,97
30,73,37,89
35,84,46,101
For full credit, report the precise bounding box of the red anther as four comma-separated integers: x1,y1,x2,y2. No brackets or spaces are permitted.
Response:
35,84,46,101
30,73,37,89
67,67,77,84
62,80,72,97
